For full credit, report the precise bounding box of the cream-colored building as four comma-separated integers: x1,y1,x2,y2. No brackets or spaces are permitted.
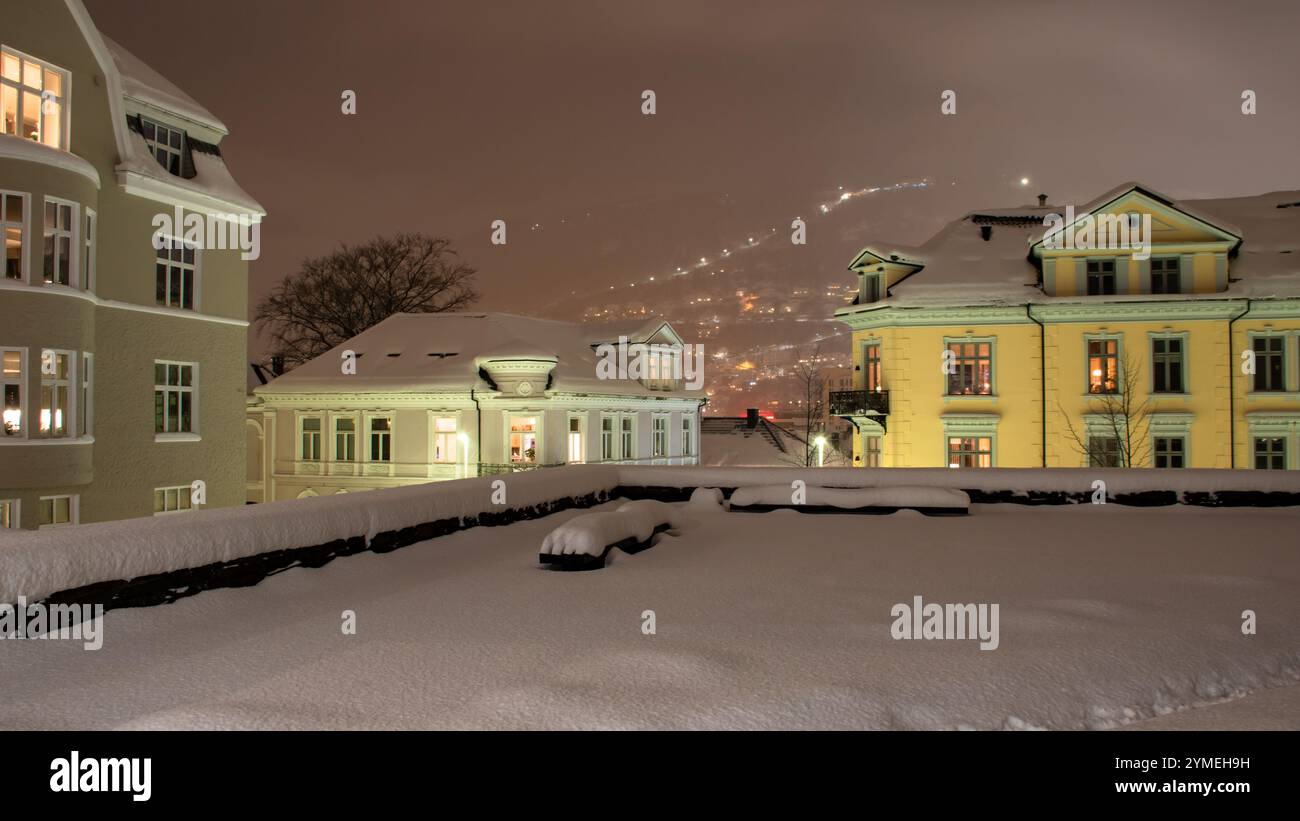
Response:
247,313,703,501
0,1,264,528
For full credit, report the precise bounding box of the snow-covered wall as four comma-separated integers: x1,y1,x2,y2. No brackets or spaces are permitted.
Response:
3,464,1298,608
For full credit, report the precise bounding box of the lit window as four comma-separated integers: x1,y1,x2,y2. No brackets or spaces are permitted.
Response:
43,199,74,286
947,437,991,468
946,341,992,395
141,117,185,176
39,494,76,527
155,237,197,309
1,48,69,149
153,485,194,515
1,191,24,280
154,361,195,434
39,348,71,438
567,416,583,463
0,498,17,528
509,416,537,463
1087,338,1120,394
2,348,21,436
433,416,457,463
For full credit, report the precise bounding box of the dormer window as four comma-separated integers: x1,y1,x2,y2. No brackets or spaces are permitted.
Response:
1,47,69,150
141,117,185,176
860,272,882,303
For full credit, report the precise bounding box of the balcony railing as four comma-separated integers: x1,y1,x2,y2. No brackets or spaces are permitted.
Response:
829,389,890,417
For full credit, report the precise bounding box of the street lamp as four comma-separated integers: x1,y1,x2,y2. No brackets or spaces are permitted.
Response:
814,435,827,467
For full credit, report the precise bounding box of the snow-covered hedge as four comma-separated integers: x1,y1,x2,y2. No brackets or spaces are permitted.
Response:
729,484,969,512
0,466,620,604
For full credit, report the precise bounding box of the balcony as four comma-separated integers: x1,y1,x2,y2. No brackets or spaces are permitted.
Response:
829,389,890,418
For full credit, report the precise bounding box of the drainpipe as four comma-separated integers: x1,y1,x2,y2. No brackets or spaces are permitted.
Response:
1228,299,1252,469
1025,304,1047,468
470,388,482,476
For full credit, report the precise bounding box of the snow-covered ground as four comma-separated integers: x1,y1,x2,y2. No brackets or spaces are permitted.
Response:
1,502,1297,730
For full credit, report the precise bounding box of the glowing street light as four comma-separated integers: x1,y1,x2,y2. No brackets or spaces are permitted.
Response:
814,434,827,467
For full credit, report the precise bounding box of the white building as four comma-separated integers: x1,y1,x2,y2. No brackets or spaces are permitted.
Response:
246,312,704,501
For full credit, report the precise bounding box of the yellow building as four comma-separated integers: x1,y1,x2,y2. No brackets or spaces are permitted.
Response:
831,182,1300,470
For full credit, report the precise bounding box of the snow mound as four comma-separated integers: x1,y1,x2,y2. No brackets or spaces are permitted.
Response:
687,487,726,513
541,500,678,559
730,484,969,511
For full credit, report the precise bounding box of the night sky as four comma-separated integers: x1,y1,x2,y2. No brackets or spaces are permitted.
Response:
83,0,1300,369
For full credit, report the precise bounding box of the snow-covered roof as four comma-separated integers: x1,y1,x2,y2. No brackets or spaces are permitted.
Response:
842,183,1300,309
256,312,704,397
116,130,265,215
100,34,226,134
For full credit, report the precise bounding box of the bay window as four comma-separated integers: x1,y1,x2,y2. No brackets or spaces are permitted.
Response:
39,348,70,437
1,48,68,149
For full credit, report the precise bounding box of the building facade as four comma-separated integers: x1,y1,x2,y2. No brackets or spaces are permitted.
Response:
0,1,263,528
247,313,703,501
832,182,1300,470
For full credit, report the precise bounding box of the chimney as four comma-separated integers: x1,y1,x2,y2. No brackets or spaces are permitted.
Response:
270,355,285,376
1037,193,1048,207
746,408,759,428
979,225,993,242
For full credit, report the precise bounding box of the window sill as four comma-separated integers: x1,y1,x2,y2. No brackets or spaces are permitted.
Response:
0,435,94,446
943,394,997,401
1247,391,1300,400
1150,392,1192,399
155,432,201,443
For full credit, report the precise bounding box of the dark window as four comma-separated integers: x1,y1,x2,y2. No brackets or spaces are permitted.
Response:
1086,259,1116,295
864,435,882,467
1252,336,1285,392
1150,258,1181,294
1254,437,1285,470
1154,436,1184,468
1088,436,1121,467
142,118,185,176
1152,337,1183,393
862,274,881,303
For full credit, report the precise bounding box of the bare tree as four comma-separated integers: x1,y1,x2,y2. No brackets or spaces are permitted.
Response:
1061,346,1153,467
255,233,478,369
787,343,827,467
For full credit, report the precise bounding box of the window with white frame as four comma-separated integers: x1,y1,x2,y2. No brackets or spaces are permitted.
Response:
1151,336,1185,393
947,436,992,468
1,48,68,149
82,208,96,291
43,199,74,286
509,416,538,463
39,348,71,438
600,416,614,461
300,416,322,461
652,415,668,457
369,416,392,462
79,352,92,436
2,347,21,436
1254,437,1286,470
155,237,197,309
38,494,76,527
433,416,457,463
154,485,193,514
567,416,583,463
681,414,693,458
864,434,882,467
141,117,185,176
2,191,24,280
620,415,634,460
945,339,993,396
1087,337,1120,394
0,498,17,528
334,417,356,461
1251,335,1286,392
1154,436,1185,468
154,361,195,434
